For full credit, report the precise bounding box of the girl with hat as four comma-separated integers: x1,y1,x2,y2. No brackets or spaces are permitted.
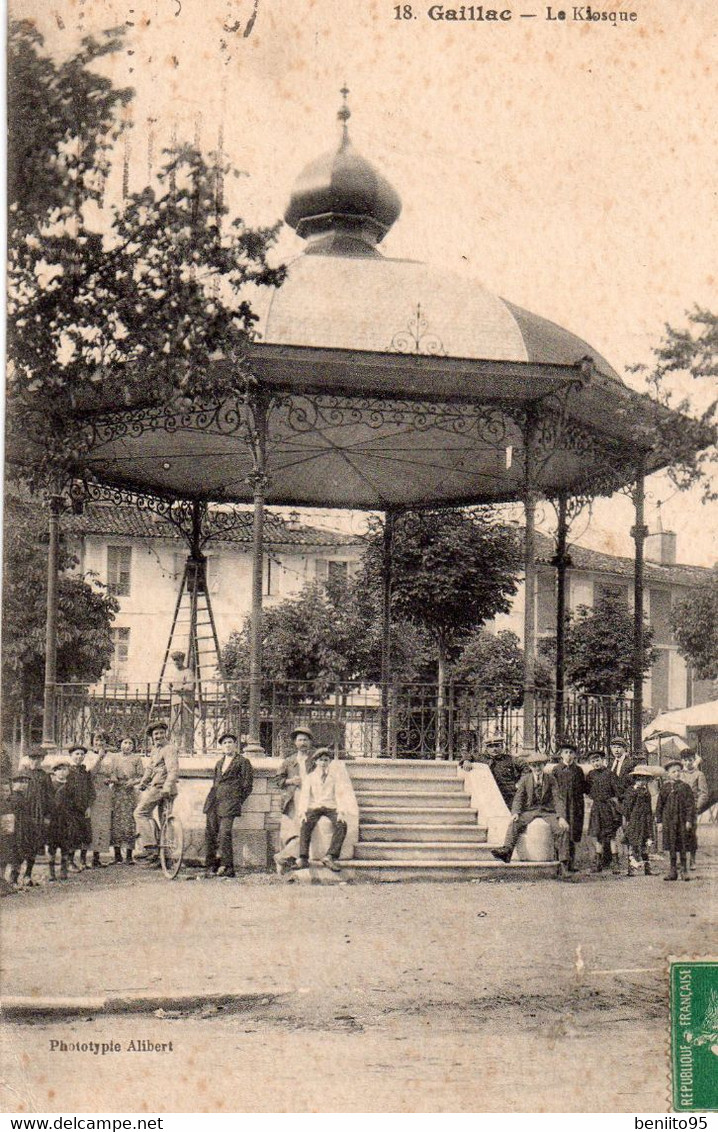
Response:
8,773,34,888
623,766,656,876
110,737,144,864
274,726,317,875
656,760,697,881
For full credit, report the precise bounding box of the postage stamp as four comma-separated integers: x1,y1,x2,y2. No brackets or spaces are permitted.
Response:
670,960,718,1112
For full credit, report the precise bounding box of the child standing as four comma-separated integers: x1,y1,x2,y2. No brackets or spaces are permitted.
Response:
585,749,622,874
47,759,75,882
66,746,95,870
657,759,697,882
680,750,709,870
623,765,656,876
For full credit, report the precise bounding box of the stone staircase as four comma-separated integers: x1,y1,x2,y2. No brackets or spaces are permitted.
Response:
344,759,557,881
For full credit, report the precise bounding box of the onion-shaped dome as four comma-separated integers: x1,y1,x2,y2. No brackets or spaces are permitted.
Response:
284,93,401,255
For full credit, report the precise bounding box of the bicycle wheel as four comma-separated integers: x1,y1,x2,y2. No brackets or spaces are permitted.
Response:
159,814,184,879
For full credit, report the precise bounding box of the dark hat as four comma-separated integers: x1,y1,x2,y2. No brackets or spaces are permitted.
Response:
588,749,607,761
68,745,88,756
314,747,333,760
12,772,31,782
556,741,579,753
664,759,683,771
27,748,46,760
146,720,169,736
218,732,238,744
290,726,315,743
609,736,629,748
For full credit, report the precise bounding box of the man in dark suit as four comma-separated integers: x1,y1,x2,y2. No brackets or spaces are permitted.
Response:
203,733,254,878
553,741,586,872
609,737,636,801
491,751,570,875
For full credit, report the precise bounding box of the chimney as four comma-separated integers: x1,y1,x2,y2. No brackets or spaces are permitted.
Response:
645,505,677,565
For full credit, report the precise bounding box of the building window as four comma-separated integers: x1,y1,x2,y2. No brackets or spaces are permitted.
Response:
108,627,131,684
315,558,349,587
107,545,132,596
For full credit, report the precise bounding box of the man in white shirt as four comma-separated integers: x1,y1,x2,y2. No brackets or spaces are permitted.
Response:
295,748,349,872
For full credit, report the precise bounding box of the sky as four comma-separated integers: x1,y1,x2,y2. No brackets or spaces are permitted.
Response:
9,0,718,564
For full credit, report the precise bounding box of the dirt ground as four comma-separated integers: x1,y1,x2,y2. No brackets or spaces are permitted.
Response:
1,831,716,1113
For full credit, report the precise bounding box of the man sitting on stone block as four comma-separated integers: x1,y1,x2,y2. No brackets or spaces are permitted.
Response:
203,733,254,878
491,751,570,877
295,748,352,872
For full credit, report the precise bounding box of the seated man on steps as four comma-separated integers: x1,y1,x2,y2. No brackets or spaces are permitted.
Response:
491,751,570,877
295,748,351,872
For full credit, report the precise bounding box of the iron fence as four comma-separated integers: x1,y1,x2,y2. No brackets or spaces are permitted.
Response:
53,680,634,758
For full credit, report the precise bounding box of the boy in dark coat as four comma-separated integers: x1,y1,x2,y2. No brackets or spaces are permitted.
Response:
8,773,35,886
657,759,697,882
203,733,254,878
21,750,54,884
623,765,656,876
65,746,95,870
585,749,622,873
553,742,586,872
47,760,75,882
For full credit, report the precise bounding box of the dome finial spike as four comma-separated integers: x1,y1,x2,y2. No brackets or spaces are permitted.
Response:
338,84,351,143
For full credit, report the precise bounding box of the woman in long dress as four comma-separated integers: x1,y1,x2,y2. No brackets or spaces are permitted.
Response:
110,737,144,864
88,731,113,867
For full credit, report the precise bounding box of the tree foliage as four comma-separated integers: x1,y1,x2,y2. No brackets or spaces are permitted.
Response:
7,22,285,491
221,577,431,690
8,20,131,234
453,629,553,696
2,491,119,733
362,509,523,668
670,576,718,680
630,308,718,501
563,593,656,697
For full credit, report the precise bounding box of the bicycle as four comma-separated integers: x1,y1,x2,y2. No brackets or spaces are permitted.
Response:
151,796,185,879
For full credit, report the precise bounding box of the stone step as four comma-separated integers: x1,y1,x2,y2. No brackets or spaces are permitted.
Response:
347,760,461,779
355,790,470,808
360,805,474,824
341,860,558,882
354,841,493,861
359,823,487,843
352,777,465,794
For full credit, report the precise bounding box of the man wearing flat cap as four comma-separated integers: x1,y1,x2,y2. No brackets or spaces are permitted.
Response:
491,751,570,876
134,722,179,862
480,732,527,808
295,748,354,872
609,736,636,801
202,733,254,877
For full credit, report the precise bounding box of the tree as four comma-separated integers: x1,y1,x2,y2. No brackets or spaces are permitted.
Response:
2,491,119,747
362,509,523,752
452,629,553,704
671,577,718,681
8,20,131,235
221,576,431,691
563,593,656,697
7,24,285,492
631,308,718,501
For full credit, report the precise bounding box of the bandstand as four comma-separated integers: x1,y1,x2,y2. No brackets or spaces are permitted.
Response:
36,96,710,768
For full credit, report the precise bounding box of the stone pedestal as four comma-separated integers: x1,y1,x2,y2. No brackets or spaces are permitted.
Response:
232,828,269,869
513,817,555,862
